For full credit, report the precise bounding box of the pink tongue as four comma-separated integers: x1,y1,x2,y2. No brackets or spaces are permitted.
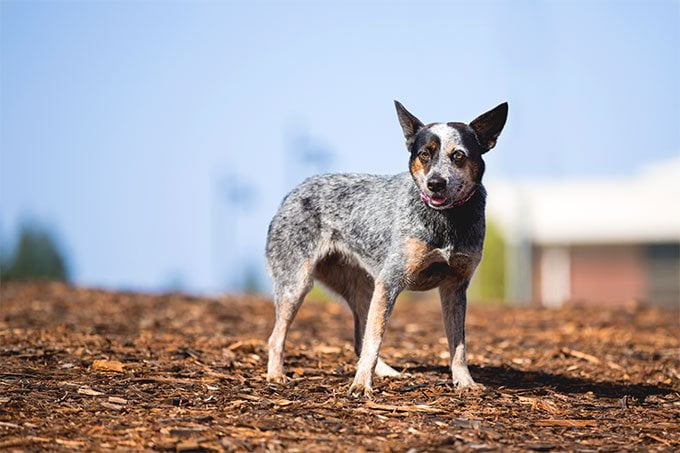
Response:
420,192,448,207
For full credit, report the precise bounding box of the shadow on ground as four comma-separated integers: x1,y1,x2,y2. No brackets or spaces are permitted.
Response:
401,364,674,400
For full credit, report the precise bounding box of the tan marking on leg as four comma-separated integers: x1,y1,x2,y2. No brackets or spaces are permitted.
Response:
361,283,387,355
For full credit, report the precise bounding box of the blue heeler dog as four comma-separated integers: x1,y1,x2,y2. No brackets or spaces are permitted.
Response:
265,101,508,397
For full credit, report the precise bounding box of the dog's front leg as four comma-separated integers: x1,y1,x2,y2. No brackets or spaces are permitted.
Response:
439,279,481,389
348,281,398,398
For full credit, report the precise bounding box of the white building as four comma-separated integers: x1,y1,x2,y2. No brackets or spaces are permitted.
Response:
486,157,680,307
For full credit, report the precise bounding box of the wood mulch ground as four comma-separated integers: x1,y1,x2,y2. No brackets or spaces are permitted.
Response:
0,282,678,451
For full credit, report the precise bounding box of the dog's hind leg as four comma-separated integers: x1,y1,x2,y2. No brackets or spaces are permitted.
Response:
313,255,400,378
267,259,314,383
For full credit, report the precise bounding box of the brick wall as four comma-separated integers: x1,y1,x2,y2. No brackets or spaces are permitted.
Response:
569,244,647,305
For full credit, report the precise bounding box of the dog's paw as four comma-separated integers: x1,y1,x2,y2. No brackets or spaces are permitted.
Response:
347,382,373,399
266,373,289,384
451,367,483,391
455,381,485,393
375,359,401,378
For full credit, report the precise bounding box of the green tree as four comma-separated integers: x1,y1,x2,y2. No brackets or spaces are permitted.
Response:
1,225,70,282
469,220,506,303
0,231,7,275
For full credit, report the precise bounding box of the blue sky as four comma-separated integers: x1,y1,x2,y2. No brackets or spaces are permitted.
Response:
1,0,678,293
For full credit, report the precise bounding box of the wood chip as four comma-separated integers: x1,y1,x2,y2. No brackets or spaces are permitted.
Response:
364,401,445,414
162,425,209,436
0,421,21,429
606,360,624,371
77,387,104,396
518,396,563,414
312,345,342,354
561,348,601,364
534,419,597,427
235,393,264,402
55,439,85,447
100,402,124,411
641,433,672,447
226,339,263,352
91,359,125,373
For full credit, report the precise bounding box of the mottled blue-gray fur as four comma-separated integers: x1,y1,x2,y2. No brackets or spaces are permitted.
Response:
265,101,508,397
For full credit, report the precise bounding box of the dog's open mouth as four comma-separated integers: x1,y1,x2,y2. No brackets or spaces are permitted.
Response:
420,190,475,210
420,192,453,209
429,195,450,207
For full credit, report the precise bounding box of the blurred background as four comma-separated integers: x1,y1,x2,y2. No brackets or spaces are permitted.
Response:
1,0,678,307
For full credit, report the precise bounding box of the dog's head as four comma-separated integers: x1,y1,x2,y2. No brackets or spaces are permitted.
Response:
395,101,507,210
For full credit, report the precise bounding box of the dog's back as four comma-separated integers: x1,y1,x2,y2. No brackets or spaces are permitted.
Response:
266,172,412,287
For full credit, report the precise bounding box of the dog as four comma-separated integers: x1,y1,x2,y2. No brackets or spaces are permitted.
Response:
265,101,508,397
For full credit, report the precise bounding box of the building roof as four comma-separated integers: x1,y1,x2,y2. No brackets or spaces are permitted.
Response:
486,157,680,245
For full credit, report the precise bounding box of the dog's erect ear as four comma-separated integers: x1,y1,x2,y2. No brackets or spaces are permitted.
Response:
394,100,424,142
470,102,508,153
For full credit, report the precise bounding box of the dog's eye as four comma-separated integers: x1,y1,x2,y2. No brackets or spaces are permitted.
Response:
452,150,466,163
419,150,431,161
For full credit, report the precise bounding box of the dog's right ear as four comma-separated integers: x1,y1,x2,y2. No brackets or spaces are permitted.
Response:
394,101,424,142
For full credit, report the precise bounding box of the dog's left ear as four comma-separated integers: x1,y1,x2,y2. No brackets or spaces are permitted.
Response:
394,100,424,143
470,102,508,153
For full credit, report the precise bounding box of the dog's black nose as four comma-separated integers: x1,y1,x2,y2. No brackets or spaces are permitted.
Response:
427,176,447,193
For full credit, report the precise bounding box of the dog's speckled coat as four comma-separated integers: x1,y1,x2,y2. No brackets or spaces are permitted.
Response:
266,101,508,397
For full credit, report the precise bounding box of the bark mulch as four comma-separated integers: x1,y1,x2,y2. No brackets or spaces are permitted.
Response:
0,282,678,451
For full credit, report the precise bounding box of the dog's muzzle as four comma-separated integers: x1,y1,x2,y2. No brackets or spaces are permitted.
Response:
420,189,476,210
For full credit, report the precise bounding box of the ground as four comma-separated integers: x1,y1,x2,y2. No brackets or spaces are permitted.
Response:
0,282,678,452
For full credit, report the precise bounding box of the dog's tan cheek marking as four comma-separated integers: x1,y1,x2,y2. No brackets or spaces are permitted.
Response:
410,157,426,176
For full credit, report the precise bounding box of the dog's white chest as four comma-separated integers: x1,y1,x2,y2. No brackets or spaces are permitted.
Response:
431,246,475,265
428,246,481,277
404,238,481,284
437,246,453,264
